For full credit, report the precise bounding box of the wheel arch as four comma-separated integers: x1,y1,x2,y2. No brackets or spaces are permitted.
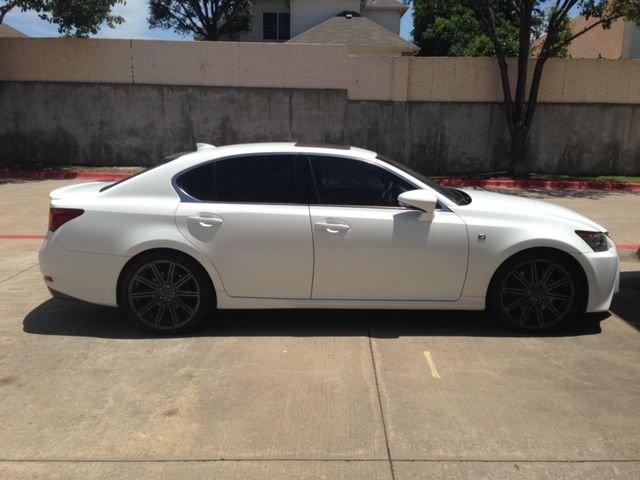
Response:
116,247,217,309
486,246,589,309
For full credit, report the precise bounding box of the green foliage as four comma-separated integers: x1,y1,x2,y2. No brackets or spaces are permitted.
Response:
412,1,520,56
148,0,252,41
0,0,125,37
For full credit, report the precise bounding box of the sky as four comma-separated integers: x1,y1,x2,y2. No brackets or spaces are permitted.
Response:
4,1,415,41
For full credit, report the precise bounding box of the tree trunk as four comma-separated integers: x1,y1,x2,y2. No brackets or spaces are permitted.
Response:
510,126,528,179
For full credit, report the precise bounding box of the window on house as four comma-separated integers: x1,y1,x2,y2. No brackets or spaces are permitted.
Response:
263,12,290,41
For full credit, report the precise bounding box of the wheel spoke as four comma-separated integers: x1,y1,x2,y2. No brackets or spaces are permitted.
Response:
154,303,167,326
150,264,164,284
134,276,158,290
130,292,157,299
540,264,556,286
530,262,539,284
512,270,532,289
545,293,572,302
518,302,533,325
175,297,195,316
545,277,570,291
167,262,176,284
168,303,180,326
174,273,195,290
542,297,564,319
137,299,160,317
502,287,528,295
504,295,529,312
534,303,545,327
176,289,199,298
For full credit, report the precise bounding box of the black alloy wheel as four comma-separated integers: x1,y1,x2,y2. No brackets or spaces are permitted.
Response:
489,252,585,332
121,252,213,334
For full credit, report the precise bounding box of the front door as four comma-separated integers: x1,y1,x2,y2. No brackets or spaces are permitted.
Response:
307,155,468,301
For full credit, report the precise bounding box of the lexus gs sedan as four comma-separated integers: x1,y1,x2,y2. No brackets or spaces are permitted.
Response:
39,143,619,334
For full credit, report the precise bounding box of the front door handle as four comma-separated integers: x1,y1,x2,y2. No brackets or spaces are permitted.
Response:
315,222,351,234
188,215,224,228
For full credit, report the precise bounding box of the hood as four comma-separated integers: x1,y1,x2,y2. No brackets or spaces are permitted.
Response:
455,189,607,232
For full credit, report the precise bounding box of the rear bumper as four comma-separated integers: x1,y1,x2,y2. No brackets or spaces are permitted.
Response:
39,232,128,307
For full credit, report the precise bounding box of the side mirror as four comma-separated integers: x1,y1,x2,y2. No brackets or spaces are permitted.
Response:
398,189,438,213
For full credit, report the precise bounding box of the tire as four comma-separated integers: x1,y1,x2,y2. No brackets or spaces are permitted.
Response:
119,251,214,334
487,251,586,332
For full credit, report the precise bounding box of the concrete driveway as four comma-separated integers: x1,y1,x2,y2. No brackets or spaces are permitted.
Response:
1,179,639,479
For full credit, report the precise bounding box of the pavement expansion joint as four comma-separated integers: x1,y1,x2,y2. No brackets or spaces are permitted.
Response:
367,321,397,480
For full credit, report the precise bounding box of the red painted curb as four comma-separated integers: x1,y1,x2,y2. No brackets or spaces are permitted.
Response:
0,234,46,239
437,177,640,192
0,170,129,181
2,170,640,191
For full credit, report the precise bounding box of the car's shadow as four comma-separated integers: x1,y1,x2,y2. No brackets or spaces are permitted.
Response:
23,298,608,340
610,270,640,332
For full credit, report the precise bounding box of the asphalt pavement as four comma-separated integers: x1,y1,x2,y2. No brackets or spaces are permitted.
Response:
0,179,638,479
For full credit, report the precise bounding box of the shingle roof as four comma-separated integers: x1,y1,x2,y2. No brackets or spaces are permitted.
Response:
0,23,27,38
288,14,417,55
362,0,408,12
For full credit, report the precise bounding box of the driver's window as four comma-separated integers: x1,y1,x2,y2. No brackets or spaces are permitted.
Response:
308,155,414,207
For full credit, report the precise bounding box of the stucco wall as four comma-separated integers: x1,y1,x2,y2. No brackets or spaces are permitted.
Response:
1,82,638,175
2,39,639,104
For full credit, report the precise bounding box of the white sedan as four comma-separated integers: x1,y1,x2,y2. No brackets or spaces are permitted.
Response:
39,143,619,334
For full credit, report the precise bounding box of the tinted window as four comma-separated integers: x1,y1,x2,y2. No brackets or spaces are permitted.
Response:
263,13,277,40
216,155,298,204
177,162,216,201
309,156,415,207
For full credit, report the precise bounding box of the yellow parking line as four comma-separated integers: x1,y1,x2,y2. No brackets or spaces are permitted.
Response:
423,351,441,379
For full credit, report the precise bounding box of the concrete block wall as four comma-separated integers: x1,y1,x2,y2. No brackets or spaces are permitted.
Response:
1,38,639,174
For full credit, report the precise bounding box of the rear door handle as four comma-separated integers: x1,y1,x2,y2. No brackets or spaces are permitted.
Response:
315,222,351,234
188,215,224,228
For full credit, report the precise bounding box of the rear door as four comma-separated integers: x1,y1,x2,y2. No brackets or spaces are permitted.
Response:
175,154,313,299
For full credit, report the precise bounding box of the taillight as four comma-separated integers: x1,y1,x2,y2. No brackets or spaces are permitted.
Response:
49,208,84,232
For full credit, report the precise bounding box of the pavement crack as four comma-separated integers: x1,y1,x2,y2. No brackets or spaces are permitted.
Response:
0,263,38,285
367,320,396,480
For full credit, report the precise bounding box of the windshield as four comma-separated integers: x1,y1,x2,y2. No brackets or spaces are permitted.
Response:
377,155,471,206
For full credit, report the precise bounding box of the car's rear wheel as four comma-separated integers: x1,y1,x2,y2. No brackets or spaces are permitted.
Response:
120,251,214,334
488,251,586,332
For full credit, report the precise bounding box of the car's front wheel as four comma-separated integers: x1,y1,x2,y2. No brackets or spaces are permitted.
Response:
119,251,214,334
488,251,586,332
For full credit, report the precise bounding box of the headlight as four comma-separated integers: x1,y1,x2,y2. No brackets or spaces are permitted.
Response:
575,230,609,252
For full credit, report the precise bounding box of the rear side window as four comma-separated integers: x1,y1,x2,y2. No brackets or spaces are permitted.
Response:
216,155,298,203
309,155,414,207
177,162,216,201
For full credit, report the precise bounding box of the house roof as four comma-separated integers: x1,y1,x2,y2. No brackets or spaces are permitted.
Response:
288,14,417,55
567,16,627,59
0,23,27,38
361,0,409,13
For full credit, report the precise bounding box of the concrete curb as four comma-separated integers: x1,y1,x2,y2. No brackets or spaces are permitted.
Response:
437,177,640,192
2,169,640,192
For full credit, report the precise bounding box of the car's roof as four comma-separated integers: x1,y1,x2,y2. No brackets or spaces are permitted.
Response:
196,142,379,159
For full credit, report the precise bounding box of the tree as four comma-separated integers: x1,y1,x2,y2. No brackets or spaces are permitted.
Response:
148,0,252,40
412,1,521,56
0,0,125,37
466,0,640,176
